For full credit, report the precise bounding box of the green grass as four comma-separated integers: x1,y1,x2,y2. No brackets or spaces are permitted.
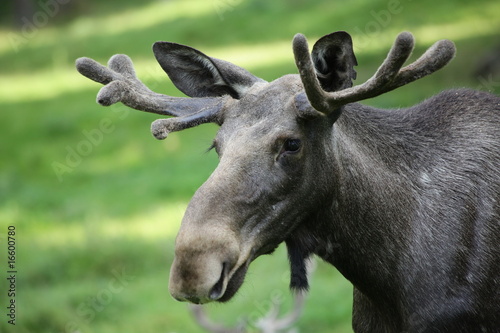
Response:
0,0,499,332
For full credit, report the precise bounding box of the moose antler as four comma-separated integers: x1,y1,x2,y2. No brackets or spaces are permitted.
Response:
76,54,226,140
293,32,456,114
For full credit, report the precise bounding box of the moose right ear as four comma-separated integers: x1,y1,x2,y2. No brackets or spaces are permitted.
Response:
311,31,358,92
153,42,263,99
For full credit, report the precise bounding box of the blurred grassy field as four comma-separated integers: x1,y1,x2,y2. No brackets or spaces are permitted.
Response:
0,0,498,332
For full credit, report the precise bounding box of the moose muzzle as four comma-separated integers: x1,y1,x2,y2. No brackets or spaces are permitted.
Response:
168,218,243,304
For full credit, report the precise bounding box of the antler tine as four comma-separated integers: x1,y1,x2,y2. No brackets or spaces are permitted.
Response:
293,32,456,114
293,33,331,113
77,56,120,85
107,54,136,77
387,39,456,90
151,101,225,140
360,31,415,94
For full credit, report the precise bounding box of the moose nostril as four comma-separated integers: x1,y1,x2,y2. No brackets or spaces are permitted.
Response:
209,262,227,300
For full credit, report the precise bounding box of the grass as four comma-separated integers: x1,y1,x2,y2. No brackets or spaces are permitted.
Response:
0,0,499,332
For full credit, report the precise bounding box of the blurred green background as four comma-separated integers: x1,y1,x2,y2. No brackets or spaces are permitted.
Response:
0,0,498,332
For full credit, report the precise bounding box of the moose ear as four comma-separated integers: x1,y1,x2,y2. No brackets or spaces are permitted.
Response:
311,31,358,92
153,42,263,99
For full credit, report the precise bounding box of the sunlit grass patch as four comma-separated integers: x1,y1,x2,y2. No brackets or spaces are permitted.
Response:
24,201,187,246
1,3,499,104
66,0,219,41
0,0,219,56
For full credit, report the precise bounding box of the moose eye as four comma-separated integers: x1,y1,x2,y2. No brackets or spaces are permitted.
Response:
283,138,302,153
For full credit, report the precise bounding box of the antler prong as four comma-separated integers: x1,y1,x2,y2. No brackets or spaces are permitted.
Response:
369,31,415,89
77,57,119,85
97,80,127,106
107,54,136,77
391,39,456,89
151,101,225,140
293,33,331,113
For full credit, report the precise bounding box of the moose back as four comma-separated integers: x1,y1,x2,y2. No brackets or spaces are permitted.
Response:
77,31,500,332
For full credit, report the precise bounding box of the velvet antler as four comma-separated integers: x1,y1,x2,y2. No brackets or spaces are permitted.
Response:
293,32,456,114
76,54,226,140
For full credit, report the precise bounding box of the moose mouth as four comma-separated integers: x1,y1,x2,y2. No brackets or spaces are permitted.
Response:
215,243,279,303
215,263,249,303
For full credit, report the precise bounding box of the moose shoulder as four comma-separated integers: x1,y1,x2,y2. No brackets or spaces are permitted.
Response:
76,31,500,332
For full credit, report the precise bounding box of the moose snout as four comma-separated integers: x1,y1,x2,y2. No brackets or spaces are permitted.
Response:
168,225,242,304
169,255,231,304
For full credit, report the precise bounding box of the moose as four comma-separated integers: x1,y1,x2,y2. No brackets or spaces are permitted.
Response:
76,31,500,332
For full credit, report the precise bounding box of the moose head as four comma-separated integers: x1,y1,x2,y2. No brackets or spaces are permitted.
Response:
76,31,456,305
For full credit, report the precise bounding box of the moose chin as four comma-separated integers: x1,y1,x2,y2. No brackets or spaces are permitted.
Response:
77,30,500,332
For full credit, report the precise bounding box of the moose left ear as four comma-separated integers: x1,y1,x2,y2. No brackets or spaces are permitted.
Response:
153,42,263,99
311,31,358,92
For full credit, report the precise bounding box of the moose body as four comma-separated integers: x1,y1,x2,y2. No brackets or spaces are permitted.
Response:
289,88,500,332
77,31,500,332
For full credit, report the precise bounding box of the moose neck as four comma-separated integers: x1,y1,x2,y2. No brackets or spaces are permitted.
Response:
300,102,416,304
